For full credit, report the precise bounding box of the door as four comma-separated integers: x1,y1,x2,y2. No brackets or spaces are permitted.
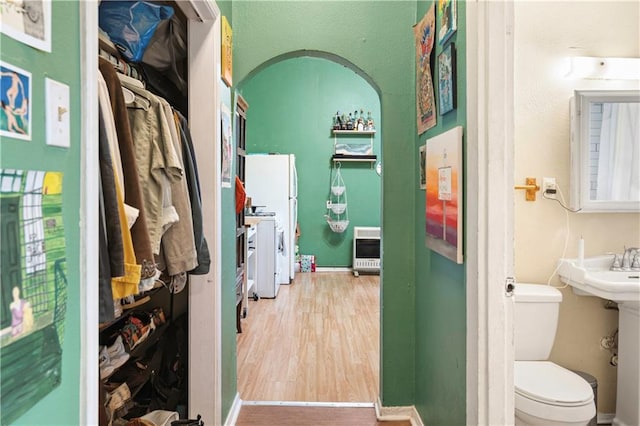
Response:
465,2,515,425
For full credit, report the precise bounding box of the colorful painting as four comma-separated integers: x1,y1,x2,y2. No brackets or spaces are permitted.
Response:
221,103,232,188
0,169,68,424
413,4,437,135
0,0,51,52
425,126,463,263
1,61,32,141
221,16,233,87
438,43,457,115
437,0,457,45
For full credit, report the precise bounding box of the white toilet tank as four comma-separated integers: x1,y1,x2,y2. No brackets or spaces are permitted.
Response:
514,283,563,361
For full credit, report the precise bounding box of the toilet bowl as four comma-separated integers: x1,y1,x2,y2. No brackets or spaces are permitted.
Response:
514,361,595,426
514,284,596,426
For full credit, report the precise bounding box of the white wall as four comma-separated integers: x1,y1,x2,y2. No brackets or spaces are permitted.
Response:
514,1,640,415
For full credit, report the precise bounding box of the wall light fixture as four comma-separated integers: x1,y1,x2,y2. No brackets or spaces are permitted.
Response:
565,56,640,80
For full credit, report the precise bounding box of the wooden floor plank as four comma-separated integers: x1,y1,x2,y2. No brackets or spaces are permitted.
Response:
237,272,380,403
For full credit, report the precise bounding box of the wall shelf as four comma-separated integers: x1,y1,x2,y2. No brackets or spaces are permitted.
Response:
332,130,376,135
332,154,377,162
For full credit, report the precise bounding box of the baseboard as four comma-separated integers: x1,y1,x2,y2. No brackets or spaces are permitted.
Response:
597,412,615,425
314,267,352,272
223,392,242,426
375,396,424,426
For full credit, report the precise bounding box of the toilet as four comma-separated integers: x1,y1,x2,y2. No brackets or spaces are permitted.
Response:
514,284,596,426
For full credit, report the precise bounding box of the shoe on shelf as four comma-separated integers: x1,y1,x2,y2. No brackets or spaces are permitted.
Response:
120,312,154,351
99,346,115,380
107,335,130,370
121,294,151,310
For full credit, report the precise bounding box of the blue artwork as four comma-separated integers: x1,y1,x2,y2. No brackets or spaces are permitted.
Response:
438,43,456,115
0,61,32,140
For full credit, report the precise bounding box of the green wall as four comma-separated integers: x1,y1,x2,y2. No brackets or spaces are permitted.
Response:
231,0,417,408
0,2,82,425
241,56,381,267
414,1,467,424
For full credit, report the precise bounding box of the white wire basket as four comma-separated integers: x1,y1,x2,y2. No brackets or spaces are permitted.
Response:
330,203,347,214
331,185,346,196
326,218,349,233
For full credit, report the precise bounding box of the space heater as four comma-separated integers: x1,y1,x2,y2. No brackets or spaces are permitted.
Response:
352,226,381,276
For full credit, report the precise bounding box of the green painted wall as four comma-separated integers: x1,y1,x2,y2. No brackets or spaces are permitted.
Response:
413,1,467,424
241,56,381,267
0,3,82,425
231,0,417,408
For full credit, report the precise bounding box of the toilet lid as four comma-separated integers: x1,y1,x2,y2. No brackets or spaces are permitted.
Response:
515,361,593,406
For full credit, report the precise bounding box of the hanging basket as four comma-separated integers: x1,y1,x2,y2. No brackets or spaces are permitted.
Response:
331,185,346,196
330,203,347,214
326,218,350,233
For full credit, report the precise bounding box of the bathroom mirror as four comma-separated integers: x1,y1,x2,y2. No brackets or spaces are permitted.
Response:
570,90,640,212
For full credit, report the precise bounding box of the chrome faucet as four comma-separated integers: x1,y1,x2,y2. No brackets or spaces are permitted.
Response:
612,247,640,271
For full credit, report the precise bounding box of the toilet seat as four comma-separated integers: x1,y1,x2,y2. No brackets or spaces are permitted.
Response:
515,361,595,423
515,361,593,405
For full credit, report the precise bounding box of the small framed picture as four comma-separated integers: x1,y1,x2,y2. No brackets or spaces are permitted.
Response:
437,0,457,45
1,61,32,141
419,144,426,189
438,43,456,115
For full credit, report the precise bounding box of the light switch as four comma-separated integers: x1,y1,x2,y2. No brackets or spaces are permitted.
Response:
45,78,70,148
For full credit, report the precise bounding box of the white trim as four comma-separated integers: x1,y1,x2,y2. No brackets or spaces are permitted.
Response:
224,393,242,426
186,2,222,424
79,2,99,425
314,267,352,272
244,401,374,407
597,412,615,424
466,2,515,426
375,397,424,426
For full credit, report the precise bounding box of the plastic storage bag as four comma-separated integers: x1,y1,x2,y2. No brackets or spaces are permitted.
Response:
99,1,174,62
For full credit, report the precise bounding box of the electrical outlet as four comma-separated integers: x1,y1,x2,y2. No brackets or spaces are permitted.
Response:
542,177,557,199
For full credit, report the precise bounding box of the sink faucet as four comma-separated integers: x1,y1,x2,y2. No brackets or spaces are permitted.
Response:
614,247,640,271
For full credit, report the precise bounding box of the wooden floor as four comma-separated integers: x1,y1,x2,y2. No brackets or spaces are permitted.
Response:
235,404,410,426
237,271,380,402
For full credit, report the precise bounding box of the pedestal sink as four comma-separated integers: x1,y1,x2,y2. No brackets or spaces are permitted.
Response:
558,256,640,426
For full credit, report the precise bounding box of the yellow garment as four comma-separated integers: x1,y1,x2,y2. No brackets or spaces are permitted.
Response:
111,170,142,299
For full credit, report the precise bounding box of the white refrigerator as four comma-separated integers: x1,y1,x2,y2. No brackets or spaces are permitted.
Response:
245,154,298,284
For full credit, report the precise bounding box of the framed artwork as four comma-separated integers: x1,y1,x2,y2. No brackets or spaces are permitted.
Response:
0,169,68,424
413,4,437,134
437,0,457,45
220,103,232,188
1,61,32,141
425,126,463,264
438,43,456,115
419,144,426,189
0,0,51,52
221,16,233,87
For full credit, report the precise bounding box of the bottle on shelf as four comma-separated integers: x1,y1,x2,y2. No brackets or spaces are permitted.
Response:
357,109,365,131
346,113,354,130
366,111,375,131
333,111,341,130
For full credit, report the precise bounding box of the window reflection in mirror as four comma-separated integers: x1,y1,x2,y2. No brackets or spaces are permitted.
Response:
571,90,640,213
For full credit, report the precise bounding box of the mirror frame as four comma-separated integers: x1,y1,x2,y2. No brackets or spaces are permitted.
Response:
570,89,640,213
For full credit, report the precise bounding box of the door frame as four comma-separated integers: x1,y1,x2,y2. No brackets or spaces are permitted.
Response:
465,2,515,425
80,1,222,424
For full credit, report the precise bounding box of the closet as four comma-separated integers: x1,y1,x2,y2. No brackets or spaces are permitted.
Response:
93,1,221,423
